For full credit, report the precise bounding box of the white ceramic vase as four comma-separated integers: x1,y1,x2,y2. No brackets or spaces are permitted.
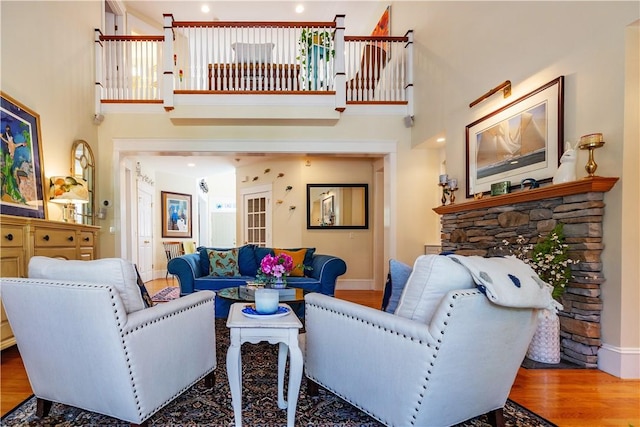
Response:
271,277,286,289
527,309,561,364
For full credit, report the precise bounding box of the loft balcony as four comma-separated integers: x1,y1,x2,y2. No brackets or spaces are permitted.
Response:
94,15,414,122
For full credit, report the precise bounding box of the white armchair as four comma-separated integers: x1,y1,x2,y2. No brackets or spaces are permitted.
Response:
0,256,216,426
303,255,541,427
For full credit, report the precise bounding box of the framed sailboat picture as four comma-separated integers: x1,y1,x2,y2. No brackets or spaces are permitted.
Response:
465,76,564,198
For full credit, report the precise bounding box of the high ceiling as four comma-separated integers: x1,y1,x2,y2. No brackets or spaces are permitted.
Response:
122,0,388,35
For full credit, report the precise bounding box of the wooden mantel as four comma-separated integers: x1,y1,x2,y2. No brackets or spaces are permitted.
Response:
433,176,619,215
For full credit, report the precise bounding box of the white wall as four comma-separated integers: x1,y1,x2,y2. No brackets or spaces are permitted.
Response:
0,1,101,222
392,1,640,377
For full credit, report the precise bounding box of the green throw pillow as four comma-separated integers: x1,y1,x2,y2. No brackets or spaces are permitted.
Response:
207,248,240,277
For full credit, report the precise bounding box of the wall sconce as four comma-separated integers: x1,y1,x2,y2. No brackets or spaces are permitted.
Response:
49,176,89,223
469,80,511,108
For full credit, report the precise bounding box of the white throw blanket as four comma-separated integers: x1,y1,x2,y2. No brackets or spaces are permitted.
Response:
449,255,562,311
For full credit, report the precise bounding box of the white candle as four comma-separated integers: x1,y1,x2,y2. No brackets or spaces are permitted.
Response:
448,178,457,189
439,174,448,184
255,289,279,314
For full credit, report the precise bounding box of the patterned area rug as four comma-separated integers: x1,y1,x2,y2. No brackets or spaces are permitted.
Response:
151,286,180,302
2,319,556,427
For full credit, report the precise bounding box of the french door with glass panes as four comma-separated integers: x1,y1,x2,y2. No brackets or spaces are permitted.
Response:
242,186,272,247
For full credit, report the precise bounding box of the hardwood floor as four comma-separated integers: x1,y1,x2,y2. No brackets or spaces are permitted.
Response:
2,279,639,425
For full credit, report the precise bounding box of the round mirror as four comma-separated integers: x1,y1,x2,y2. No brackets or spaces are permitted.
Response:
71,140,95,225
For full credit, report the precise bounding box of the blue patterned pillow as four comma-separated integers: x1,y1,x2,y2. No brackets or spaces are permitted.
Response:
207,248,240,277
381,259,412,313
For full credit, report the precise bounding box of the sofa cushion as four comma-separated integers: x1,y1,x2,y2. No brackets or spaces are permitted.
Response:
254,246,275,265
28,256,146,313
395,255,475,324
206,248,240,277
275,247,316,276
274,248,307,277
198,244,257,277
381,259,412,313
134,264,154,308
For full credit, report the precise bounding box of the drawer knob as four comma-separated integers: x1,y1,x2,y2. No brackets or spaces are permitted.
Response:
43,235,50,241
68,236,74,242
4,233,13,241
83,237,90,242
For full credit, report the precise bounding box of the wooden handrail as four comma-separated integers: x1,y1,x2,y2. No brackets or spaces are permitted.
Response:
345,36,408,42
173,21,336,28
100,35,164,42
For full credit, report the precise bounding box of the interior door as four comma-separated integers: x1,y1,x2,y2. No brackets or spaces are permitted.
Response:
241,186,272,247
137,182,153,281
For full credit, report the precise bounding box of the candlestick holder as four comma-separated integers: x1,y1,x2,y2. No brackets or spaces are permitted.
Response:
579,140,605,177
448,186,458,204
438,182,449,206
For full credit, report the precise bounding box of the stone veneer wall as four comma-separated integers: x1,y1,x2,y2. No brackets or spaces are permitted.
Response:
437,190,611,368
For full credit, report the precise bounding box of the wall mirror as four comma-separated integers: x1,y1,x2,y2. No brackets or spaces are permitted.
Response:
71,140,95,225
307,184,369,229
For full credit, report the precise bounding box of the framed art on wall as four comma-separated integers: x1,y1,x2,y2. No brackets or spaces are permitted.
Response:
0,92,47,219
161,191,192,238
465,76,564,198
321,195,334,226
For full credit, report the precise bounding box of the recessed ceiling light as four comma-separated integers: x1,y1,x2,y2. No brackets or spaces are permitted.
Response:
201,5,210,14
295,4,304,14
436,137,446,143
187,163,196,167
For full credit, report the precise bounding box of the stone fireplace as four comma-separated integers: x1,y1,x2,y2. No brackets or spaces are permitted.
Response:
433,177,618,367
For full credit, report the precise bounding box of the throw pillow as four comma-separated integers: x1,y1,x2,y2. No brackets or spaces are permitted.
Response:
281,247,316,276
394,255,475,324
254,246,275,269
231,42,274,63
134,264,154,308
207,248,240,277
274,248,307,277
237,244,258,276
28,256,146,313
381,259,412,313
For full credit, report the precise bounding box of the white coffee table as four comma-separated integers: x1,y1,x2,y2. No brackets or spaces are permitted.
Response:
226,302,303,427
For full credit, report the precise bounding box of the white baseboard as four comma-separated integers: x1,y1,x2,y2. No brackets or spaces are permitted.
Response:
335,279,378,291
598,343,640,379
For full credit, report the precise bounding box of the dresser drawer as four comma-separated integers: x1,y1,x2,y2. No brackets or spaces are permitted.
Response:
34,247,78,259
1,225,24,248
79,231,94,247
34,228,77,247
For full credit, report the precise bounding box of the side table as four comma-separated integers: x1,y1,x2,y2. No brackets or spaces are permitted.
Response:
226,302,303,427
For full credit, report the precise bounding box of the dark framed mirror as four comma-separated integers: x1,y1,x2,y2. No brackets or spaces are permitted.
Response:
306,183,369,229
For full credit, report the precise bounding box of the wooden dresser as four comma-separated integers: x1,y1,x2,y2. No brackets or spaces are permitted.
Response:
0,214,100,350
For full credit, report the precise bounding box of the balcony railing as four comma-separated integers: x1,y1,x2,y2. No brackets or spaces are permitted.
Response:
94,15,413,115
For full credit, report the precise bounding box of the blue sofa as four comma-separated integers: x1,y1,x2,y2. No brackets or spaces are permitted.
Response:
167,245,347,317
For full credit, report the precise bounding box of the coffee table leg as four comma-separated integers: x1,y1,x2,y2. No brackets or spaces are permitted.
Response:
277,342,289,409
227,330,243,427
286,341,304,427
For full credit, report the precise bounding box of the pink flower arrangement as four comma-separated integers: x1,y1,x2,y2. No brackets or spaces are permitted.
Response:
257,253,294,283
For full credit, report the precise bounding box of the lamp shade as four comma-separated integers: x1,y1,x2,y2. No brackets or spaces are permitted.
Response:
49,176,89,204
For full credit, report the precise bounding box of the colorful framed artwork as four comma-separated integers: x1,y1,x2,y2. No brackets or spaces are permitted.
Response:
1,92,47,219
465,76,564,198
371,5,390,53
371,6,390,38
161,191,192,238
